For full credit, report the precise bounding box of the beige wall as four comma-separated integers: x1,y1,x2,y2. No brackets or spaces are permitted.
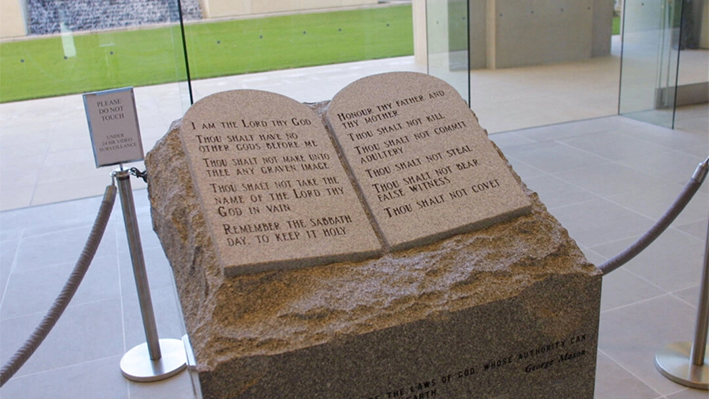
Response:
412,0,427,65
199,0,377,19
414,0,612,70
592,0,614,56
0,0,27,39
487,0,595,69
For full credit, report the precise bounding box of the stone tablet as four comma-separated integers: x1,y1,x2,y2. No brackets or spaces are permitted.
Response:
180,90,381,275
327,72,532,250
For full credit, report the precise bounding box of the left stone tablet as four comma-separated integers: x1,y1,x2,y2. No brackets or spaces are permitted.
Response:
180,90,382,276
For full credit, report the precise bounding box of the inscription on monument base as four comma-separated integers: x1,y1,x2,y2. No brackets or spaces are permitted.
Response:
361,331,593,399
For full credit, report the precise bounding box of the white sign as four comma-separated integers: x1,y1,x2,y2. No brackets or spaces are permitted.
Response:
84,87,144,168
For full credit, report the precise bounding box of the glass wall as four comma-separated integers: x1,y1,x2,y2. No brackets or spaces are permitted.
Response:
618,0,683,127
0,1,418,211
669,0,709,131
459,0,621,133
0,0,191,210
182,4,417,104
425,0,470,104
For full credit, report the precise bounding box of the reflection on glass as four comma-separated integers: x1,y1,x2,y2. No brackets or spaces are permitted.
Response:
0,0,190,209
619,0,683,128
425,0,470,104
0,0,190,103
181,5,415,103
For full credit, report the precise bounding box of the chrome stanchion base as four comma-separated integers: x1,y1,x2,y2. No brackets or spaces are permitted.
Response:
655,342,709,390
120,338,187,382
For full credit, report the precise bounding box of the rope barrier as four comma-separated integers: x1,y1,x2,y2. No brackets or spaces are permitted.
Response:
0,185,117,387
599,156,709,275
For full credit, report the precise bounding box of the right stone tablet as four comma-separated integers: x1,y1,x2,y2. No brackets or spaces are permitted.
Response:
326,72,532,250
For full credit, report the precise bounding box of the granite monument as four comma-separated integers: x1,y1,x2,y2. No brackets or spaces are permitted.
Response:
146,72,601,399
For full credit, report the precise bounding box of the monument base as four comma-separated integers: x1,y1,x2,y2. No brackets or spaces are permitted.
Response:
198,273,599,399
146,106,601,399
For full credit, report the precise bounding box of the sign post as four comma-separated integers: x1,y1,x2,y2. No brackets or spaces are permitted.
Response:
84,88,187,382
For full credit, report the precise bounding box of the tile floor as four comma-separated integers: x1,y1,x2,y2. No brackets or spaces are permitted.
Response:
0,102,707,398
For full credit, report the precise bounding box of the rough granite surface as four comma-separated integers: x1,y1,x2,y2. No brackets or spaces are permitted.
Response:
146,102,602,399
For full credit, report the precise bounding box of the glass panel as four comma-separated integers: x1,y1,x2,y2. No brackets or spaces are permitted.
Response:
672,0,709,131
425,0,470,104
618,0,683,127
461,0,619,134
0,0,190,210
182,3,418,104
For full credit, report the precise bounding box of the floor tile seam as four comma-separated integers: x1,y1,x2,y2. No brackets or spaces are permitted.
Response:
1,352,126,383
664,225,707,244
599,192,708,233
553,139,661,170
618,265,683,296
595,233,704,293
614,147,709,181
663,387,696,399
544,124,627,144
0,271,125,321
26,130,54,209
648,144,709,163
554,189,662,230
16,213,118,240
543,192,622,217
534,166,606,206
619,141,709,167
503,129,601,146
596,347,666,398
7,252,120,276
624,125,708,151
0,228,25,313
540,144,619,174
0,276,13,315
486,115,620,139
0,295,124,323
10,251,121,277
598,291,675,315
674,219,709,239
500,156,551,181
667,286,701,309
543,195,603,214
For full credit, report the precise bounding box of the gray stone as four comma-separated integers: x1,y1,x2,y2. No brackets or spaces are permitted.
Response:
146,100,601,399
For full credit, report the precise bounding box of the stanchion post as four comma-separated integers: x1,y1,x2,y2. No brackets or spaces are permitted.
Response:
690,219,709,367
83,88,186,382
114,168,187,382
115,169,161,360
655,219,709,390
